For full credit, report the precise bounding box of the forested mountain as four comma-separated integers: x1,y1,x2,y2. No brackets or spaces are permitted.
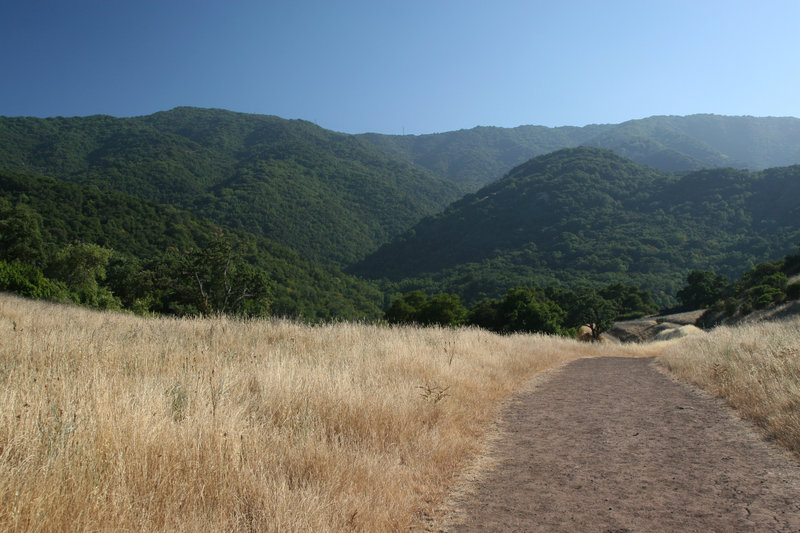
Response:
350,148,800,306
3,107,799,318
0,169,384,320
2,109,797,268
359,115,800,187
359,124,602,188
0,107,464,266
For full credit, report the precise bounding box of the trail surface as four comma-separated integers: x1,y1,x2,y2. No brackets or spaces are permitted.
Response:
442,357,800,532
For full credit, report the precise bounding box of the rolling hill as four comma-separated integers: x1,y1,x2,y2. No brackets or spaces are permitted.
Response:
350,148,800,306
3,107,800,315
0,107,464,266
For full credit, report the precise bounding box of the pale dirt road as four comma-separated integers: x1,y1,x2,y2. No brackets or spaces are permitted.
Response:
437,357,800,532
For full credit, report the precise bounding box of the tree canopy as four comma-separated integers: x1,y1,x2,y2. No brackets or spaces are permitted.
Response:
386,282,649,338
0,169,383,321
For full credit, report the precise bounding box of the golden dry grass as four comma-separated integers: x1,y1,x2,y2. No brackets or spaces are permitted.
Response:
0,293,658,532
659,317,800,457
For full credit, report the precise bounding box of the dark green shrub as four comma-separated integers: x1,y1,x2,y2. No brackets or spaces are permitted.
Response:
786,281,800,301
750,284,783,310
417,293,468,327
724,298,740,316
0,260,68,301
676,270,729,309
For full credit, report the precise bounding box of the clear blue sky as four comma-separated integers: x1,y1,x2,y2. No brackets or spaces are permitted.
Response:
2,0,799,134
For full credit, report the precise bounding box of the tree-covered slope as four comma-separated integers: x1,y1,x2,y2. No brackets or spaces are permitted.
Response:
0,108,464,266
653,114,800,170
350,148,800,306
582,114,800,172
0,169,384,320
359,115,800,187
359,124,603,188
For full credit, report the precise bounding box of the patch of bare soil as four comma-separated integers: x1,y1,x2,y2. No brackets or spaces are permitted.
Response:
436,357,800,532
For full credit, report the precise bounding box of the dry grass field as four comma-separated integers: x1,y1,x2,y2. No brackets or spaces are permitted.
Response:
659,317,800,457
0,293,660,532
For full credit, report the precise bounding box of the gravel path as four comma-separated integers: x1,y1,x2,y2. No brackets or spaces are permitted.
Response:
441,356,800,532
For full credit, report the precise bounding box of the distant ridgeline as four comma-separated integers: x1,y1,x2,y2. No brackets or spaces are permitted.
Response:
359,114,800,187
1,108,800,322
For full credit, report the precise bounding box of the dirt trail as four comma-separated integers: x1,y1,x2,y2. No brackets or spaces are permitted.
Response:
439,357,800,532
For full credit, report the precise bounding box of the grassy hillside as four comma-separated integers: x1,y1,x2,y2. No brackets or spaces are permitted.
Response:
352,148,800,306
659,317,800,456
0,293,659,532
0,108,464,266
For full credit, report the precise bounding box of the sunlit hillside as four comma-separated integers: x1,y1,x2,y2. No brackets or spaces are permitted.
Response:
0,293,657,532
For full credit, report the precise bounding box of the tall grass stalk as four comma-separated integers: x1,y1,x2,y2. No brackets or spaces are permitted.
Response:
659,318,800,456
0,294,655,531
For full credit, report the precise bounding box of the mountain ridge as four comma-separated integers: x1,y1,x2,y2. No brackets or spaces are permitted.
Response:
2,107,799,313
358,113,800,186
0,107,465,266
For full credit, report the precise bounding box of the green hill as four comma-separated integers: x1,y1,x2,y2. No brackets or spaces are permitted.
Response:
350,148,800,306
3,109,797,269
4,108,800,315
0,169,383,321
359,124,599,188
0,107,464,266
359,115,800,187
